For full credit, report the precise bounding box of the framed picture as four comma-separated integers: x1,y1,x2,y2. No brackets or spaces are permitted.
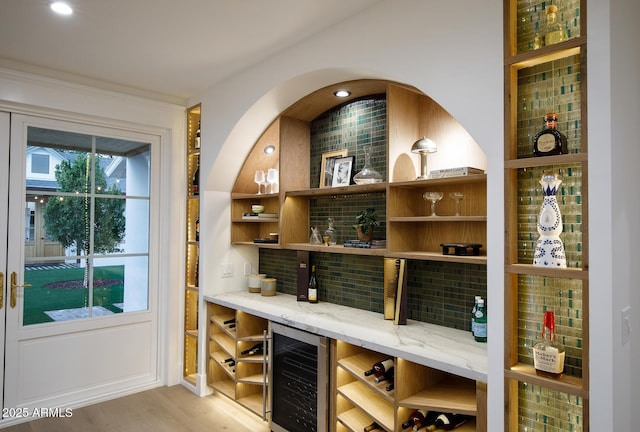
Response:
320,150,348,188
331,156,355,187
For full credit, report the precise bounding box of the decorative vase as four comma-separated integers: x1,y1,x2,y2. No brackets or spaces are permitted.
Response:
356,224,374,242
533,172,567,268
353,145,383,185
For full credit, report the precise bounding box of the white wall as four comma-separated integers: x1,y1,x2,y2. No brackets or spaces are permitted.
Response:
195,0,506,429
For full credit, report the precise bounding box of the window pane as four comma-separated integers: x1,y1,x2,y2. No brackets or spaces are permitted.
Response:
24,126,151,325
31,154,50,174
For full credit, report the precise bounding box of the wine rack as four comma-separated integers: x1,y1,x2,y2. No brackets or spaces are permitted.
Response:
333,340,484,432
183,104,201,387
504,0,589,430
207,303,269,417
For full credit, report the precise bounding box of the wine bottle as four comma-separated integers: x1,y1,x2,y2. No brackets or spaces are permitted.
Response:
374,366,394,384
308,265,318,303
533,310,565,377
363,421,383,432
433,413,470,430
363,358,393,378
223,317,236,325
195,120,201,149
401,409,438,430
192,156,200,195
533,112,568,157
221,357,234,364
225,360,236,367
241,343,264,356
474,298,487,343
384,368,396,391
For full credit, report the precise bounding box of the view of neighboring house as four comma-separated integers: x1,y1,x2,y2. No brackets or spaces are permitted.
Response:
25,145,126,265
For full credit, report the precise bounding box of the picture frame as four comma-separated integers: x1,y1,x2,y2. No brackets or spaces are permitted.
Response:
331,156,355,187
320,150,348,188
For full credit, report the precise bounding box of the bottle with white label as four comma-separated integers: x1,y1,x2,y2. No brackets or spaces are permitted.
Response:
533,310,565,377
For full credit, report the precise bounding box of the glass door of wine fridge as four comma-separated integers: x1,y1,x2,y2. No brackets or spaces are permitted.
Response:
269,322,329,432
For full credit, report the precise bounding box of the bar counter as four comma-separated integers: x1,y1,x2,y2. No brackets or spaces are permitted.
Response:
204,291,487,382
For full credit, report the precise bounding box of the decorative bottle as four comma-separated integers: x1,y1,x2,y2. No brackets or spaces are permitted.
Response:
324,217,337,246
474,298,487,342
542,5,567,47
363,358,393,379
308,265,318,303
533,310,565,377
533,172,567,268
353,144,383,185
533,112,568,157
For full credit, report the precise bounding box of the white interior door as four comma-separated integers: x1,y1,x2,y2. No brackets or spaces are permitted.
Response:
3,114,161,418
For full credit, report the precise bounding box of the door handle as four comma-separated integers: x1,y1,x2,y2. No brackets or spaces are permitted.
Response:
0,272,3,309
10,272,32,309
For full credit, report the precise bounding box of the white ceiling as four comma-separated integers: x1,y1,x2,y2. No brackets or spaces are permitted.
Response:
0,0,381,105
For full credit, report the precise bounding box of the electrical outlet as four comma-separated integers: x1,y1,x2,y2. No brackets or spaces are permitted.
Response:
622,306,631,346
220,263,233,278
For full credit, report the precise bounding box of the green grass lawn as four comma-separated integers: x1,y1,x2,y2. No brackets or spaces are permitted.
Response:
23,265,124,325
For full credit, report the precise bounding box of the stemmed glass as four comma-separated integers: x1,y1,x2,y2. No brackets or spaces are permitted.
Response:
254,170,265,194
449,192,465,216
267,168,278,194
423,191,444,216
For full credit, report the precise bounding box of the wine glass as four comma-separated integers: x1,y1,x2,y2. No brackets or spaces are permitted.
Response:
423,191,443,216
266,168,278,194
449,192,465,216
254,170,265,194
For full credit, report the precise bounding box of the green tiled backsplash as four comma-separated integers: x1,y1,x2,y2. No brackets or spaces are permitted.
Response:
309,96,387,188
517,164,583,268
517,54,582,158
259,248,487,332
516,0,581,54
518,382,584,431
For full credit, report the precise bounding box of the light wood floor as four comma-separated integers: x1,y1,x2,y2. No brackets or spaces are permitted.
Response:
1,385,271,432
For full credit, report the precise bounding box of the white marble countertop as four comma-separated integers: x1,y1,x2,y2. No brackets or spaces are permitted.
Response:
204,291,487,382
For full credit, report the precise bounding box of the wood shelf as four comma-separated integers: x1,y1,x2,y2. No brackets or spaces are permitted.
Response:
506,38,584,68
283,243,387,256
506,363,588,398
504,152,588,169
336,406,374,432
398,377,478,416
338,381,395,431
505,264,588,280
286,182,387,197
390,251,487,265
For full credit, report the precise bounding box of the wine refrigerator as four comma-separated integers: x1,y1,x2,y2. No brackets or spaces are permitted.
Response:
269,322,329,432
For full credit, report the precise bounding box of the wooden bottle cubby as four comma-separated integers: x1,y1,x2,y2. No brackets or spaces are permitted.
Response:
333,340,485,432
207,303,269,417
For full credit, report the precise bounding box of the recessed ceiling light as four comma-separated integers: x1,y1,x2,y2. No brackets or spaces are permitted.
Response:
50,2,73,15
264,145,275,154
334,90,351,98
